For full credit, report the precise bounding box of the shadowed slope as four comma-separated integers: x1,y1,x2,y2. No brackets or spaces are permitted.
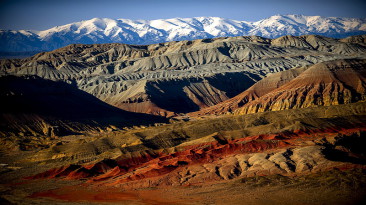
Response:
0,75,167,137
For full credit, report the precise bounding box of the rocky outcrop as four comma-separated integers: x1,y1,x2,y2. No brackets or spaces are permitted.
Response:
340,35,366,45
273,35,366,54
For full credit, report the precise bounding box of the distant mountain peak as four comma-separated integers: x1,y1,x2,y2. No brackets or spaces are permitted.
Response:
1,15,366,52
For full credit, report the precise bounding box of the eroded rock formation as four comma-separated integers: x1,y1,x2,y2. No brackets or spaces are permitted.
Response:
2,35,366,116
191,59,366,116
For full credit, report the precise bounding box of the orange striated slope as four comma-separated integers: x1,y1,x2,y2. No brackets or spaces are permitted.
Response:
190,66,307,116
236,59,366,114
190,59,366,116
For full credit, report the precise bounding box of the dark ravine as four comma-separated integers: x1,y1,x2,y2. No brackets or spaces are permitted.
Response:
0,75,167,138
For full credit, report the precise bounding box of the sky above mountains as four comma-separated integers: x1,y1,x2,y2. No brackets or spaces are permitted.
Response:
0,0,366,30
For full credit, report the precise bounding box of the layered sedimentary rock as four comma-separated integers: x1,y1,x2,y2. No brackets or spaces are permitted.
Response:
190,66,307,116
236,59,366,114
17,102,366,189
191,58,366,116
1,35,366,116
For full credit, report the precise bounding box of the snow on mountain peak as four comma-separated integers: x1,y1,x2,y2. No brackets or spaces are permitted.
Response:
1,15,366,52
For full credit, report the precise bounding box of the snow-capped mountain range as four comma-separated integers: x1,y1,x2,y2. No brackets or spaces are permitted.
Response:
1,14,366,52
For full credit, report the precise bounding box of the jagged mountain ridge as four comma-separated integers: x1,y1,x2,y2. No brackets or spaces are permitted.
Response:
1,14,366,52
1,35,366,117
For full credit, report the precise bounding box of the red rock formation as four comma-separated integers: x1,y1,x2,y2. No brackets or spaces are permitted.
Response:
26,125,366,188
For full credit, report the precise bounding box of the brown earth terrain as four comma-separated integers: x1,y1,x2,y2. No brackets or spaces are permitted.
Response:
1,35,366,204
1,102,366,204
